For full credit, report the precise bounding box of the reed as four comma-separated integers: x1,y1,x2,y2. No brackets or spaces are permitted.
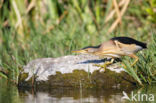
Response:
0,0,155,86
123,34,156,86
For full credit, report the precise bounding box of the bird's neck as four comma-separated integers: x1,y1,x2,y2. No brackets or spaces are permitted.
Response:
89,48,99,53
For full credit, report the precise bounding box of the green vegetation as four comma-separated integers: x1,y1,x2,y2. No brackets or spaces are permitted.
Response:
0,0,156,86
123,34,156,86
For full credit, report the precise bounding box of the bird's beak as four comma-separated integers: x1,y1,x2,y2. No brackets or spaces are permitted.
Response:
72,49,87,53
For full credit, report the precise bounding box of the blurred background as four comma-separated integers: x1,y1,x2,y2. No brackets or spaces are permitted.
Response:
0,0,156,82
0,1,156,103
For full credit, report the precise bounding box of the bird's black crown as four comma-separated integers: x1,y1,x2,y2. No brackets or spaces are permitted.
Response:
82,45,101,49
111,37,147,48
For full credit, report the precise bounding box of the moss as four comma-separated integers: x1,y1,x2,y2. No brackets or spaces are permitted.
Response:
91,70,136,89
45,70,93,88
34,69,135,89
18,73,28,83
19,69,136,89
18,72,38,88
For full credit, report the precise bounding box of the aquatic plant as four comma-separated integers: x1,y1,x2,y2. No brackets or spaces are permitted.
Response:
123,34,156,86
0,0,156,86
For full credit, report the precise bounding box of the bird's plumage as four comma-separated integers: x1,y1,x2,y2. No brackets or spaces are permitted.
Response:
72,36,147,58
72,36,147,69
111,37,147,48
82,45,101,49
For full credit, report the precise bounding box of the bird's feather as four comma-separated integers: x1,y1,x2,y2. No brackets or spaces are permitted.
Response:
111,37,147,48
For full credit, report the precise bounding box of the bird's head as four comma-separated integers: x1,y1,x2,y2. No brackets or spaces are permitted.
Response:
72,46,99,54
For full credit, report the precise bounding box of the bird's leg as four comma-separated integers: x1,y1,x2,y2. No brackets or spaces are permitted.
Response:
94,58,115,72
128,54,139,66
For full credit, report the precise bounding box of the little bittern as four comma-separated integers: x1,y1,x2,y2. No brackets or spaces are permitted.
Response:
72,37,147,71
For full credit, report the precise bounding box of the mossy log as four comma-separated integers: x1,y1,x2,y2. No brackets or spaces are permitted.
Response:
19,55,136,89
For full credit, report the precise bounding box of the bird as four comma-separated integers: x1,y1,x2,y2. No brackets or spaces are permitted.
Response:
72,37,147,71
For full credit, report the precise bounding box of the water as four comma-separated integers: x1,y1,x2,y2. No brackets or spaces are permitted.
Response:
0,80,156,103
18,88,130,103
